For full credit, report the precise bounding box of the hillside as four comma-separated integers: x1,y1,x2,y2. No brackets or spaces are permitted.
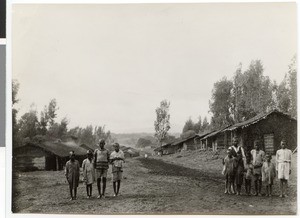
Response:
110,132,181,148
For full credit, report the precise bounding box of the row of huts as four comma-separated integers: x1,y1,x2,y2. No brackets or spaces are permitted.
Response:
155,110,297,156
13,138,139,172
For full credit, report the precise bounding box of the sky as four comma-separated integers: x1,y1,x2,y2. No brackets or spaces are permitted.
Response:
12,3,297,134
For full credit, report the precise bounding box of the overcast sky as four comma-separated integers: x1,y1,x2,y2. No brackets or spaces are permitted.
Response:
12,3,297,134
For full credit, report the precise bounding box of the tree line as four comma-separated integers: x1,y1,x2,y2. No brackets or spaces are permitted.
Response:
12,80,112,148
182,57,296,134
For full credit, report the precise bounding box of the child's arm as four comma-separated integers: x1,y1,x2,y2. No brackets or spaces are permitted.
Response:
289,150,292,174
275,150,279,171
82,160,86,180
93,151,97,168
65,163,69,179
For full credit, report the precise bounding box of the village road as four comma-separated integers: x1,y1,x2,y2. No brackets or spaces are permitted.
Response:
12,157,296,215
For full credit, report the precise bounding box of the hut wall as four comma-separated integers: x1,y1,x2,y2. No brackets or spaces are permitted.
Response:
14,146,47,171
240,113,296,155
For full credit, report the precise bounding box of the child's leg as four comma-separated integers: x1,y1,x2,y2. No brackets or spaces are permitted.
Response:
89,184,92,197
97,178,101,196
283,180,288,197
280,179,284,197
102,177,107,196
232,180,236,194
225,176,228,193
86,185,89,197
113,181,117,195
246,179,251,195
254,176,258,195
69,185,73,200
74,187,77,199
269,184,272,196
258,179,262,195
266,185,269,196
117,180,121,195
236,184,240,195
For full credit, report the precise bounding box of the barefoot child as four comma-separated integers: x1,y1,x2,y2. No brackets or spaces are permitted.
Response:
65,151,80,200
244,155,253,196
82,150,95,198
222,149,237,194
110,143,125,197
94,139,110,199
262,154,276,197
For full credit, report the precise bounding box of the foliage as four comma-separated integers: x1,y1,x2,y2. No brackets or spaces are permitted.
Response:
180,130,196,139
136,138,152,148
12,80,20,147
209,60,282,130
154,100,171,146
182,118,195,133
209,77,234,129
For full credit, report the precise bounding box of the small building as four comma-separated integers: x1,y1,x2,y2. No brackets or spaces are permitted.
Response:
200,126,230,151
14,140,88,171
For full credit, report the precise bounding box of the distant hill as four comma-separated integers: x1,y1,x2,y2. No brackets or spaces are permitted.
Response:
110,133,155,147
111,132,180,148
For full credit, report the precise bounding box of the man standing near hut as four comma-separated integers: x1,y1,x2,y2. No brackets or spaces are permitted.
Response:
276,139,292,198
94,139,110,199
250,140,265,196
229,136,245,195
110,143,125,197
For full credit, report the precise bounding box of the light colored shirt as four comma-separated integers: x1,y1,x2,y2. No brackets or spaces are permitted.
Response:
250,149,265,167
110,150,125,168
82,158,95,184
276,148,292,170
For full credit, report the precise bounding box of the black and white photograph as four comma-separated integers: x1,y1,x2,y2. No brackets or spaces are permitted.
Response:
11,3,297,215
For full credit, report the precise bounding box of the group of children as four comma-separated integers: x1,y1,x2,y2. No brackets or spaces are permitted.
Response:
65,140,125,200
223,138,292,198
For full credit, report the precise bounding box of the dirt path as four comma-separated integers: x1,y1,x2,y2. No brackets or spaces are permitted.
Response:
12,157,297,215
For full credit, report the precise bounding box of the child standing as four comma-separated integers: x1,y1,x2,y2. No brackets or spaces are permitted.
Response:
222,149,237,194
110,143,125,197
244,155,254,196
262,154,276,197
82,150,95,199
65,151,80,200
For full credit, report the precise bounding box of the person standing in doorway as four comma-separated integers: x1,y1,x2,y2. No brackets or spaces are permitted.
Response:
276,139,292,198
250,140,265,196
94,139,110,199
110,143,125,197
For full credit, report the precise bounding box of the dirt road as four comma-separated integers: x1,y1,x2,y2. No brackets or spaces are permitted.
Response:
12,156,297,215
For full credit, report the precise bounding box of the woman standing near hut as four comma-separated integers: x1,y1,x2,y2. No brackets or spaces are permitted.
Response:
82,150,95,199
65,151,80,200
276,139,292,198
229,136,245,195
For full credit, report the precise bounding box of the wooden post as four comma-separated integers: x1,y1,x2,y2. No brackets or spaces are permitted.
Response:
206,139,208,151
